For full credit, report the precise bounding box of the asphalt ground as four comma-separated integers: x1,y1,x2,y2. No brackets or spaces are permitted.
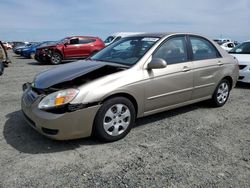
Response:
0,51,250,187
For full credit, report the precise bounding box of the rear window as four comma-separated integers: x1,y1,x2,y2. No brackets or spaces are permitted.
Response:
190,36,221,60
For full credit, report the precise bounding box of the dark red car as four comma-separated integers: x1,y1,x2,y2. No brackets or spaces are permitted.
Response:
35,36,105,64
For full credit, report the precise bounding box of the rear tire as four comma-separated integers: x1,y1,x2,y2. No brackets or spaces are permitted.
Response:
211,79,230,107
50,52,62,65
93,97,136,142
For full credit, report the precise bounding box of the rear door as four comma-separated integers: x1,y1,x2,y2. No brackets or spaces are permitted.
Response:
78,38,96,57
188,35,223,99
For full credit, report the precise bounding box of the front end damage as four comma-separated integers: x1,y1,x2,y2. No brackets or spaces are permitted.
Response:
21,61,127,139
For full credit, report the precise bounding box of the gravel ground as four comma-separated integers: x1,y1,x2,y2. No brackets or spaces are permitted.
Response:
0,51,250,188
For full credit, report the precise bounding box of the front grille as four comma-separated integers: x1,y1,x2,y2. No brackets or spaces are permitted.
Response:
239,65,247,70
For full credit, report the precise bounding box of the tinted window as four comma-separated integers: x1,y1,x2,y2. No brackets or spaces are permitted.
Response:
153,36,188,65
69,38,79,45
190,37,220,60
79,39,96,44
229,42,250,54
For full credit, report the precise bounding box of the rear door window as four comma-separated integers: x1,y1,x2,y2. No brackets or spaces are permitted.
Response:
190,36,221,60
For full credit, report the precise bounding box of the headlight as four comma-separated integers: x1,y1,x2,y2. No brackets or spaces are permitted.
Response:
38,89,79,110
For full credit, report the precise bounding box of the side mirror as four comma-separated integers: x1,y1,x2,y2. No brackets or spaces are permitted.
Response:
147,58,167,69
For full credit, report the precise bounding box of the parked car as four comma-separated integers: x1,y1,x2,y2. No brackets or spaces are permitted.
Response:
35,36,105,65
0,40,11,75
20,41,55,59
13,43,32,55
104,32,144,46
229,41,250,83
22,33,239,142
2,42,12,50
221,42,235,52
11,41,29,49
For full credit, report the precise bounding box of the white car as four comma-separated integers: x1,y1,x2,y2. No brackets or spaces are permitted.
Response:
221,42,235,52
104,32,144,46
229,41,250,83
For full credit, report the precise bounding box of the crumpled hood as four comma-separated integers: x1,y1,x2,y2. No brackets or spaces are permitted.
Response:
34,60,108,89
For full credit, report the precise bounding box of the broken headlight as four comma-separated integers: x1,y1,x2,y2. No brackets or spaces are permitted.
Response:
38,89,79,110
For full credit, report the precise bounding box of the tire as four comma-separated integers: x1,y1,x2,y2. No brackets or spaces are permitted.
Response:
50,52,62,65
211,79,230,107
93,97,136,142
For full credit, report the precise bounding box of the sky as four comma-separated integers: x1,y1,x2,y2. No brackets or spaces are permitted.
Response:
0,0,249,42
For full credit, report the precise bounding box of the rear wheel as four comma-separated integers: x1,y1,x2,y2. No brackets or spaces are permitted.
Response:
51,52,62,65
211,79,230,107
93,97,135,142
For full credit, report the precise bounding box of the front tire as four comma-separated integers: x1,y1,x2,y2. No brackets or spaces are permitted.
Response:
211,79,230,107
50,52,62,65
93,97,136,142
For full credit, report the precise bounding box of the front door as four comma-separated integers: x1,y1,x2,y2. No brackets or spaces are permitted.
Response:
144,36,194,113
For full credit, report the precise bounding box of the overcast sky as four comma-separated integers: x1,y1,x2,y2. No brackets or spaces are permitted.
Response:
0,0,249,42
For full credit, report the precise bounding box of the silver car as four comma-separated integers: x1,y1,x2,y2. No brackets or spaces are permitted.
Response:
21,33,239,142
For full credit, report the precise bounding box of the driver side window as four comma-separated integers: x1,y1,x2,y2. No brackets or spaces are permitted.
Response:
153,36,188,65
69,38,79,45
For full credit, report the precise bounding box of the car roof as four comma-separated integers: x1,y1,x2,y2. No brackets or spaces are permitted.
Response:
127,32,201,38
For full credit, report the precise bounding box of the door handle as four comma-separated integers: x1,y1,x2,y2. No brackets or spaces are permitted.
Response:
217,61,224,66
182,66,191,72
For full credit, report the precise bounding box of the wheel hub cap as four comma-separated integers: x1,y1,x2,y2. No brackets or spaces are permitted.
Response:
217,82,229,104
103,104,131,136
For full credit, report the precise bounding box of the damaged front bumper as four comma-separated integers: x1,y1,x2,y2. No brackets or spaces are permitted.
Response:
21,85,101,140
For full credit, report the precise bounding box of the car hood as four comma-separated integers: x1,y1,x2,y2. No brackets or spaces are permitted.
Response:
33,60,127,89
230,54,250,64
37,44,58,49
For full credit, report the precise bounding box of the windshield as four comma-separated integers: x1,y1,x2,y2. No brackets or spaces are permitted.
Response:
104,36,115,43
38,41,55,47
229,42,250,54
91,37,160,66
57,37,69,44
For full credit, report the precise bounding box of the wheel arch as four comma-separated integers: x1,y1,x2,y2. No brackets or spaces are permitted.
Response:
53,49,64,59
101,93,138,117
222,76,233,90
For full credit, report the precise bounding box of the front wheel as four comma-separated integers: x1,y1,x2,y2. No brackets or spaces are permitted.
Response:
211,79,230,107
93,97,136,142
50,52,62,65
